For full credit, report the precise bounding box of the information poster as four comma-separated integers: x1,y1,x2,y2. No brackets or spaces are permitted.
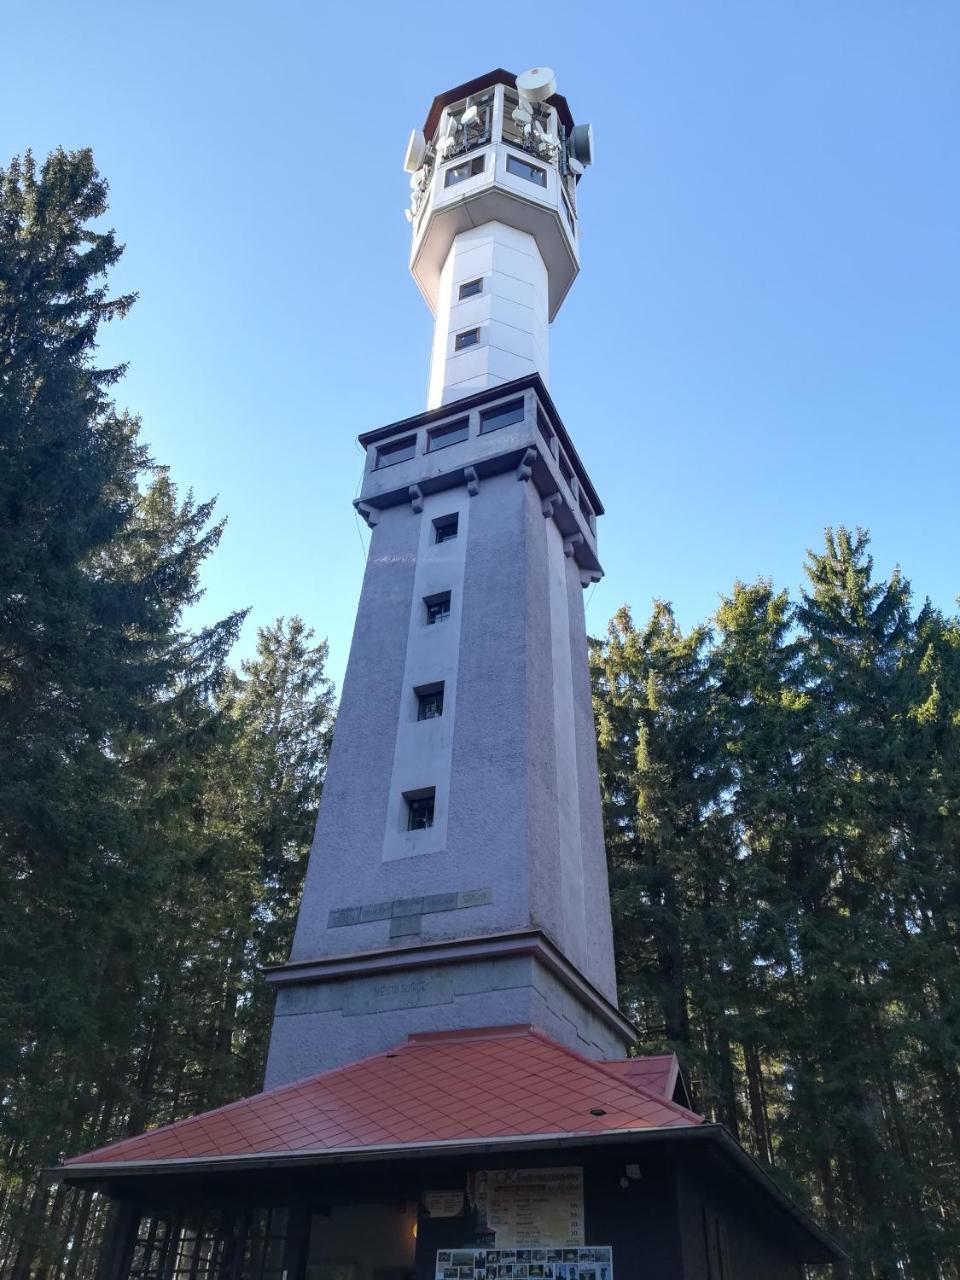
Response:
423,1191,466,1218
474,1168,584,1247
434,1246,612,1280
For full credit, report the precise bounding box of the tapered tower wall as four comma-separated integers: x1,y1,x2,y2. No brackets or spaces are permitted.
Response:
264,70,628,1088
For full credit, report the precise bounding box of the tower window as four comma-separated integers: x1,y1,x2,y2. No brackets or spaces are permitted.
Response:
406,789,436,830
444,155,485,187
433,513,459,543
428,418,469,451
506,154,547,187
424,591,451,625
416,683,445,720
480,398,524,433
455,328,480,350
458,278,483,300
376,434,416,468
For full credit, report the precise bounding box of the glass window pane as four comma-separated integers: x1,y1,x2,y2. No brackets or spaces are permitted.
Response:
376,435,416,468
506,154,547,187
417,688,444,720
407,794,435,829
480,399,524,433
444,154,485,187
433,514,459,542
428,419,468,451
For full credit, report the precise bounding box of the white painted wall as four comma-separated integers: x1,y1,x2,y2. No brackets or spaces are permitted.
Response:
427,222,550,408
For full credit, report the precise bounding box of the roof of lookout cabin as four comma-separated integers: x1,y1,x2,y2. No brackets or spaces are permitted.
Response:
64,1027,699,1170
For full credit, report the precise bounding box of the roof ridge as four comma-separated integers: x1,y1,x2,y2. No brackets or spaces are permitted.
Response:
525,1031,702,1126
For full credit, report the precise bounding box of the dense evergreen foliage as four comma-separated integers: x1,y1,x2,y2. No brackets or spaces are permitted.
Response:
591,538,960,1280
0,152,335,1280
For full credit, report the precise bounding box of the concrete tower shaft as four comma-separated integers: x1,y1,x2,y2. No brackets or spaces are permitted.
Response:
263,71,621,1090
405,70,592,408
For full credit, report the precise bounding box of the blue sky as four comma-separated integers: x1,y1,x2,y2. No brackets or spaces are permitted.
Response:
4,2,958,691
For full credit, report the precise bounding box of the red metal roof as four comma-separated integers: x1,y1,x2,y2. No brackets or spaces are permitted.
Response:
66,1027,701,1169
601,1054,682,1101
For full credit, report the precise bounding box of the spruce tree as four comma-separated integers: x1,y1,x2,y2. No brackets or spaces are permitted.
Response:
0,149,242,1279
591,603,732,1112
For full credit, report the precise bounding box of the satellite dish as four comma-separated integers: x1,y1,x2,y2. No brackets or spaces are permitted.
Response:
569,122,594,166
568,157,585,176
404,208,414,222
517,66,557,102
461,104,479,127
403,129,427,173
512,104,533,125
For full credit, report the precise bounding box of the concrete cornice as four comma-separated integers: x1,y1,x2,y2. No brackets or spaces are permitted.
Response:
265,928,636,1047
356,374,604,518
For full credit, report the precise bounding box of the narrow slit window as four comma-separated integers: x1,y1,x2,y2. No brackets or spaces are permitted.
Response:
424,591,451,625
406,789,436,830
480,398,525,434
433,513,459,543
416,684,445,720
428,418,469,451
458,278,483,300
376,435,416,468
536,407,554,444
506,154,547,187
455,328,480,350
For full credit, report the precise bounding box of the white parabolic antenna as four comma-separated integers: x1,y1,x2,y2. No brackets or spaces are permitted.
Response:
403,129,427,173
516,66,557,102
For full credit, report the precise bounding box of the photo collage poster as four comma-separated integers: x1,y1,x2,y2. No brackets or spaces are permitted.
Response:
434,1247,613,1280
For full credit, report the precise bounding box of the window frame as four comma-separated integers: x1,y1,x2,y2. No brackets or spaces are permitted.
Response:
458,277,483,300
506,153,548,187
405,789,436,830
479,398,525,434
424,591,451,625
375,434,417,468
454,328,480,351
444,153,485,187
427,419,469,452
416,683,445,721
433,513,459,543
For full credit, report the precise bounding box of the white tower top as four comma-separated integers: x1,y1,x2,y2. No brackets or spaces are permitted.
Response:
402,68,594,408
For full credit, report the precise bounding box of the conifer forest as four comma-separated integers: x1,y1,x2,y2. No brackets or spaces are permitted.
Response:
2,150,959,1280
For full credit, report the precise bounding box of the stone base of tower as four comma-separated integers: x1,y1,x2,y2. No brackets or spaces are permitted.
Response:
263,929,635,1087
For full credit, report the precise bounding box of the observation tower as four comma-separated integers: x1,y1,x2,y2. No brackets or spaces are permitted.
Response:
57,67,843,1280
261,65,631,1086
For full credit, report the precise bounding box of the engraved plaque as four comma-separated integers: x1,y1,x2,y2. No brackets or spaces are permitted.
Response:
458,887,493,909
327,907,361,928
393,896,424,917
422,892,458,914
360,901,394,922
